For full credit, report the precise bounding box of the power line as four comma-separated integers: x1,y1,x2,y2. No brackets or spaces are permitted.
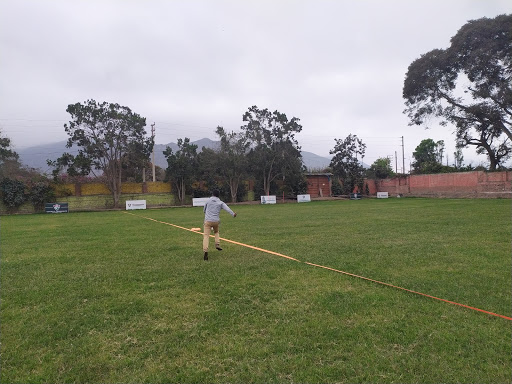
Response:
0,118,67,122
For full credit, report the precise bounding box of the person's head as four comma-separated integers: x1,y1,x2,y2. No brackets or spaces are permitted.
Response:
212,189,220,197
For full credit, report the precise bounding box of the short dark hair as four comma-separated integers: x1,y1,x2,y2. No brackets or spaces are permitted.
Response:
212,189,220,197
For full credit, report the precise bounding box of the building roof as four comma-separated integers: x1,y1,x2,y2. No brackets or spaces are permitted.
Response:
305,173,333,176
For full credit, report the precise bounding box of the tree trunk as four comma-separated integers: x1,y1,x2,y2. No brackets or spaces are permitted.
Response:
263,174,270,196
229,177,238,203
479,141,497,171
112,189,119,208
263,167,273,196
181,180,186,205
105,161,122,208
115,164,122,207
175,177,186,205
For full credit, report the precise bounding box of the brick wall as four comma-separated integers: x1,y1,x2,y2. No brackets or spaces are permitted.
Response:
371,171,511,198
306,174,332,197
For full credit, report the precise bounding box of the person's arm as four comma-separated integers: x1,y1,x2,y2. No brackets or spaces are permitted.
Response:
222,203,236,217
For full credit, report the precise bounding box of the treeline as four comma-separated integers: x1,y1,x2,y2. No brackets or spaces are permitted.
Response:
0,133,55,212
0,105,504,213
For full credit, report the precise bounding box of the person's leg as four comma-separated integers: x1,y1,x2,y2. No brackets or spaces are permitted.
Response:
203,222,212,253
211,222,222,250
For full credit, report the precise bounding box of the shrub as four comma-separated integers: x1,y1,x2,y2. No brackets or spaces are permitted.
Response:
28,181,55,211
1,178,26,209
331,178,343,196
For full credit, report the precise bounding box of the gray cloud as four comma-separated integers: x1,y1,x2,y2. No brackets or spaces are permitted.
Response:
1,0,510,170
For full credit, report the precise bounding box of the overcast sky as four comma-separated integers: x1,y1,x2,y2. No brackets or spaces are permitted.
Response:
1,0,510,171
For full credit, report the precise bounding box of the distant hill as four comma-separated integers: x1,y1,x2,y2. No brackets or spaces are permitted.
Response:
17,138,332,173
301,151,331,170
152,138,221,170
16,140,70,174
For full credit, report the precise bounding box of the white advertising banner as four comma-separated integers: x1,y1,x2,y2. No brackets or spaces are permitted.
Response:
126,200,147,210
192,197,210,207
260,195,277,204
297,194,311,203
377,192,389,199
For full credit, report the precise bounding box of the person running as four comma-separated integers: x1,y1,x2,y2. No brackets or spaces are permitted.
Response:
202,190,237,260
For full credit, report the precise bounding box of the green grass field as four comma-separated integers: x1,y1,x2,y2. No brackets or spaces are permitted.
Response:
1,198,511,383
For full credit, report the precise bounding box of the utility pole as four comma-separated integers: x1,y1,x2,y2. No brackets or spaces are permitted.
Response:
151,123,156,182
401,136,405,174
395,151,398,174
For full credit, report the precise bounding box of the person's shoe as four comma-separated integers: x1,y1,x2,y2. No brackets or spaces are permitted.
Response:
215,246,223,251
204,252,208,261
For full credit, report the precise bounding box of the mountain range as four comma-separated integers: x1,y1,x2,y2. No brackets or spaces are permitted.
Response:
16,138,333,174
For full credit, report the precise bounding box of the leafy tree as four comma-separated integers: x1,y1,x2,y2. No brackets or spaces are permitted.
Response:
0,130,18,164
48,151,92,179
411,139,444,174
331,178,343,196
403,14,512,170
436,140,445,164
453,145,464,169
122,139,154,182
367,157,395,180
276,146,308,197
49,100,153,207
164,138,198,205
0,131,56,212
364,182,370,196
0,130,21,180
241,106,304,196
329,134,366,194
196,147,222,194
215,126,250,202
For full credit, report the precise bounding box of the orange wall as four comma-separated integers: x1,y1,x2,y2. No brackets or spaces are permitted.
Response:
371,171,511,198
56,181,171,197
307,175,332,197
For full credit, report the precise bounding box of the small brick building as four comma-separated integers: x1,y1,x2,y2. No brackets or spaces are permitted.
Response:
306,173,332,197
